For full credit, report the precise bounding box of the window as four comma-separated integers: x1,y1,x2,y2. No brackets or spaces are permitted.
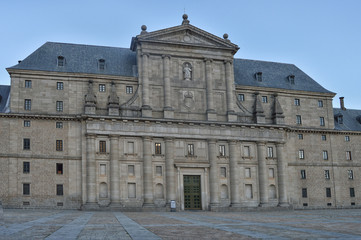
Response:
320,117,325,126
324,170,330,180
25,80,32,88
155,143,161,155
99,84,106,92
346,151,352,160
156,166,162,176
219,145,226,157
128,165,135,176
56,101,63,112
321,135,327,141
245,168,251,178
98,59,105,70
57,82,64,90
220,167,226,178
269,168,274,178
345,136,350,142
296,115,302,125
100,164,106,176
323,151,328,160
245,184,253,199
326,188,331,198
237,94,244,102
24,120,30,127
187,144,194,156
99,141,106,153
294,99,300,106
23,162,30,174
267,147,273,158
348,170,354,180
244,146,250,157
24,99,31,110
23,183,30,195
126,86,133,94
56,163,63,174
350,188,355,198
299,150,304,159
262,96,268,103
128,183,136,198
128,142,134,154
56,184,63,196
318,100,323,107
302,188,307,198
23,138,30,150
56,140,63,151
300,170,306,179
298,134,303,140
337,115,343,124
57,56,64,66
288,75,295,84
255,72,262,81
56,122,63,129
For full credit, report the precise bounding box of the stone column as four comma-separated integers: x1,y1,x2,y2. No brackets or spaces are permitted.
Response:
205,59,216,121
141,53,152,117
143,137,154,207
85,134,97,207
208,139,219,209
229,140,241,207
163,55,174,118
224,60,236,122
276,143,289,206
165,138,176,204
257,142,268,206
110,135,120,206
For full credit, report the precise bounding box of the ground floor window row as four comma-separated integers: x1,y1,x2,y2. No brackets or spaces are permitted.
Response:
302,187,356,199
23,183,63,196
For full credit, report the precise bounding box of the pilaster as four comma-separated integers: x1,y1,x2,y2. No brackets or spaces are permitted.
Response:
163,55,174,119
141,53,152,117
257,141,268,206
165,138,176,205
110,135,121,207
276,143,289,207
143,137,154,207
208,139,219,209
224,60,236,122
205,58,217,121
84,134,98,209
229,140,241,207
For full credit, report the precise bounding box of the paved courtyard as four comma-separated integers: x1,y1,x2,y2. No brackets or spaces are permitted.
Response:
1,208,361,239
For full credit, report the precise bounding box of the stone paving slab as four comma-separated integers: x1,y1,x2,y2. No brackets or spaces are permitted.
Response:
0,209,361,239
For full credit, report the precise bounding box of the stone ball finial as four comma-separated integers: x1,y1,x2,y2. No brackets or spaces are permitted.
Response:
223,33,229,40
141,25,147,31
183,14,188,20
182,14,190,25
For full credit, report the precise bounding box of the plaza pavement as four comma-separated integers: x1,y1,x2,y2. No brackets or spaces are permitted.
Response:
1,208,361,239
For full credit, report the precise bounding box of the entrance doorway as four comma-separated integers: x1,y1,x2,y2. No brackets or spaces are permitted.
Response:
184,175,201,210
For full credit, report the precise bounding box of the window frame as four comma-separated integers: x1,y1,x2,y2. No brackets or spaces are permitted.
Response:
99,84,106,92
298,134,303,140
302,188,307,198
56,122,63,129
23,138,30,150
23,183,30,195
56,140,63,151
56,82,64,90
23,162,30,174
267,147,273,158
323,150,328,160
320,117,325,126
155,143,162,155
219,145,226,157
99,140,106,153
299,150,304,159
318,100,324,107
56,101,63,112
294,98,300,106
348,170,354,180
345,136,350,142
326,188,332,198
350,188,355,198
324,170,330,180
321,135,327,141
25,80,32,88
56,163,63,175
237,94,244,102
187,144,194,156
346,151,352,160
296,115,302,125
300,170,306,179
57,56,65,67
261,96,268,103
24,120,31,127
56,184,64,196
126,86,133,94
24,99,31,110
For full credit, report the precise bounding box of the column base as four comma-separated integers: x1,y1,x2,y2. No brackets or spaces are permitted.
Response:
278,202,290,207
142,107,152,118
143,203,155,208
82,202,100,210
207,111,217,121
227,112,238,122
258,202,271,207
164,108,174,119
231,203,242,208
209,203,220,211
109,202,122,209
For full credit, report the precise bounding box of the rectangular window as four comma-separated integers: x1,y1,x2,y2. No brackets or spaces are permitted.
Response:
155,143,161,155
23,183,30,195
302,188,307,198
56,101,63,112
23,138,30,150
296,115,302,125
128,183,136,198
301,170,306,179
220,167,226,178
323,151,328,160
237,94,244,102
320,117,325,126
269,168,274,178
326,188,331,198
245,184,253,199
99,84,106,92
345,136,350,142
245,168,251,178
267,147,273,158
294,99,300,106
24,99,31,110
128,142,134,154
56,122,63,128
244,146,250,157
56,184,63,196
156,166,162,176
24,120,31,127
128,165,135,176
126,86,133,94
321,135,327,141
57,82,64,90
99,141,106,153
350,188,355,198
219,145,226,157
187,144,194,156
318,100,323,107
348,170,354,180
346,151,352,160
25,80,32,88
100,164,106,176
56,140,63,151
262,96,268,103
23,162,30,174
56,163,63,175
298,134,303,140
325,170,330,180
299,150,304,159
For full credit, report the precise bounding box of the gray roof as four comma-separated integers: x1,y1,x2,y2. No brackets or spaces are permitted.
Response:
0,85,10,113
333,108,361,131
233,59,333,94
8,42,137,77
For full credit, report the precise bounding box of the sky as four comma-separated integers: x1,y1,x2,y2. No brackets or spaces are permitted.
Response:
0,0,360,109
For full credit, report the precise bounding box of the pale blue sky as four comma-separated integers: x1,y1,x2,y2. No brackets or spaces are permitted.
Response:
0,0,360,109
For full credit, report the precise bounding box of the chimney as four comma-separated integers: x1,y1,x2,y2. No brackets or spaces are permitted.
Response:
340,97,346,110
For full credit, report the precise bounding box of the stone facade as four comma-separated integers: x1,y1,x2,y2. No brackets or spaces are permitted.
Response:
0,15,360,211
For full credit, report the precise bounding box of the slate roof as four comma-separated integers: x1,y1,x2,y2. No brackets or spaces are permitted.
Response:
0,85,10,113
233,59,333,94
8,42,137,77
333,108,361,131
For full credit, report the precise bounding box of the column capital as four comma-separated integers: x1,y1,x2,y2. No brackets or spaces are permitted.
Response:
141,53,150,57
256,141,267,146
207,138,217,144
224,59,232,65
143,136,152,141
228,140,239,145
276,142,285,147
164,137,174,142
109,135,119,140
204,58,213,63
162,54,171,59
86,133,96,139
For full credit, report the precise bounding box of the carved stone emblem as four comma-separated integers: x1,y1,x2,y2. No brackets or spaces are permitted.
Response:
183,91,194,109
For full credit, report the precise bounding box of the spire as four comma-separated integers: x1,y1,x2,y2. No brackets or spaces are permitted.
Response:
108,81,120,116
84,80,96,114
273,94,285,124
254,93,265,124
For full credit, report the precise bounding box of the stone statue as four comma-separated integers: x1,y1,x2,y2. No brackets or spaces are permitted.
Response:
183,63,192,80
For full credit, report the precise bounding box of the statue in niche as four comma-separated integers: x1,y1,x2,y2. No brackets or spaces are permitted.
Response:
183,62,192,81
